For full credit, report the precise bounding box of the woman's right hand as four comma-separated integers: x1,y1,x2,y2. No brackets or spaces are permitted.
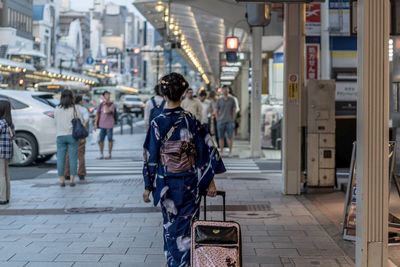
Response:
143,189,151,203
207,180,217,197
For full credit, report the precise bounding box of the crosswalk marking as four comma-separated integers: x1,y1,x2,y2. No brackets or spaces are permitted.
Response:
46,158,266,176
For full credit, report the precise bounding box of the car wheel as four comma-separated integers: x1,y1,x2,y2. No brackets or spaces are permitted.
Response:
13,132,38,166
35,154,55,164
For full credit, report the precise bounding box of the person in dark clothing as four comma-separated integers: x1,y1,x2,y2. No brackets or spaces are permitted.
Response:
142,73,226,267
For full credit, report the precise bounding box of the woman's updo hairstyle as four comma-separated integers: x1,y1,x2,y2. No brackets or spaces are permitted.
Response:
159,72,189,102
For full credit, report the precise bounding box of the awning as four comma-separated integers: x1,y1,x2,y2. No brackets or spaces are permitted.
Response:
133,0,282,85
8,49,47,59
42,68,99,85
0,58,36,72
133,0,245,85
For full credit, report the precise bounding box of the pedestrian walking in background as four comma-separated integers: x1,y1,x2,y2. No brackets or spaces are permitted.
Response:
216,86,237,157
54,90,81,187
227,86,241,136
0,100,14,204
142,72,225,267
198,90,212,129
95,91,115,160
208,90,219,141
181,88,203,121
144,84,165,131
64,95,89,180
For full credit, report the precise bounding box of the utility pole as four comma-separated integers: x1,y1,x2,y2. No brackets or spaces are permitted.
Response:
59,59,64,75
127,49,164,86
156,52,160,83
169,49,172,73
59,59,74,75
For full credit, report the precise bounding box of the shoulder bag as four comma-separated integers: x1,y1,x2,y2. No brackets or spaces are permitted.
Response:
9,128,24,165
72,106,89,140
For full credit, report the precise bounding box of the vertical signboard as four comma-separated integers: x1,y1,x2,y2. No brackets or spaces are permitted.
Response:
305,3,321,36
305,44,320,80
329,0,351,36
342,142,396,241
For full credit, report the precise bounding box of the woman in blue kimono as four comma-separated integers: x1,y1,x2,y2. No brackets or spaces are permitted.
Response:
143,73,225,267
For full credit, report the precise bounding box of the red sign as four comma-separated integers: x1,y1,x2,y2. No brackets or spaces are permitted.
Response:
305,44,319,80
305,4,321,36
225,36,239,51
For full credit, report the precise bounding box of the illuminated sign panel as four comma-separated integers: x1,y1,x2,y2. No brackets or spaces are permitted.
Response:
225,37,239,51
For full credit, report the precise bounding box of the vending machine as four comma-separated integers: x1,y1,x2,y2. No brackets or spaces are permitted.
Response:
306,80,336,187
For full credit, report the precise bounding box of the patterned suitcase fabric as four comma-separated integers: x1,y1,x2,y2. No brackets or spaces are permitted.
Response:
191,220,241,267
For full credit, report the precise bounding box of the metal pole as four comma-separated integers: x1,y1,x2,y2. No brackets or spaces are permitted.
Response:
250,26,263,158
59,59,63,75
169,50,172,74
320,1,331,79
117,53,121,74
282,3,304,195
168,0,172,74
156,52,160,84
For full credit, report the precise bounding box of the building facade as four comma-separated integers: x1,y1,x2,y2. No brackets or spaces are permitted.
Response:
0,0,34,51
32,3,56,68
59,11,91,60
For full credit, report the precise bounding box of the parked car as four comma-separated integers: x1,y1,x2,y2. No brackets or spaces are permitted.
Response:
119,95,145,117
0,90,57,166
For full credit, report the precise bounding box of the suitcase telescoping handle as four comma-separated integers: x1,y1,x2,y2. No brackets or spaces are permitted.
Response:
203,190,226,221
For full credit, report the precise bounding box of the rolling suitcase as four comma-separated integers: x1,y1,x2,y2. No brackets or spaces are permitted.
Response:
191,191,242,267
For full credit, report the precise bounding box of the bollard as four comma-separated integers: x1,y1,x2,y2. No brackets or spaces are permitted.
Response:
120,116,124,135
128,114,133,135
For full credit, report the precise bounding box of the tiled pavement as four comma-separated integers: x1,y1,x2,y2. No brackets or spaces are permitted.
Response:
0,133,354,267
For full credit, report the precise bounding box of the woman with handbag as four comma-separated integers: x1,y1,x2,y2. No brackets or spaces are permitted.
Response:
142,73,226,267
0,100,14,205
54,90,82,187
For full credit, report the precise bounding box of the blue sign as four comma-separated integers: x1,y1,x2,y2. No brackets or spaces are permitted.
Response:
86,57,94,65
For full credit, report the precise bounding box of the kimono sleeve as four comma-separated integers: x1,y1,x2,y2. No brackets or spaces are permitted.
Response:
143,120,161,191
193,119,226,195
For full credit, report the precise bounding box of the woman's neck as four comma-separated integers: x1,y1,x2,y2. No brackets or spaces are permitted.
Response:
166,101,181,109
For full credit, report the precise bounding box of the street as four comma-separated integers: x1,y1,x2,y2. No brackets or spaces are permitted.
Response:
0,123,354,267
9,122,282,181
9,120,147,181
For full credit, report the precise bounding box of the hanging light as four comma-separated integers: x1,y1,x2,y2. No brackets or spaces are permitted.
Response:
155,1,165,13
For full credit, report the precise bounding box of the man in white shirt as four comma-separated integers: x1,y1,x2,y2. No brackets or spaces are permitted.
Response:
181,88,203,121
198,90,212,128
144,85,165,131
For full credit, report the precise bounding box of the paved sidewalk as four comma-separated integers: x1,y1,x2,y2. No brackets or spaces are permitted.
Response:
0,133,354,267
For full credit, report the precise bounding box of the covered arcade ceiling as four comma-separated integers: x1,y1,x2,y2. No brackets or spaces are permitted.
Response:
133,0,283,85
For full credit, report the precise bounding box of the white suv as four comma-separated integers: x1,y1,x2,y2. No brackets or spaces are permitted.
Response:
0,90,57,166
119,95,145,117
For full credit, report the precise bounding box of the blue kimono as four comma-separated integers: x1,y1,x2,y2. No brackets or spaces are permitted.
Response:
143,107,225,267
